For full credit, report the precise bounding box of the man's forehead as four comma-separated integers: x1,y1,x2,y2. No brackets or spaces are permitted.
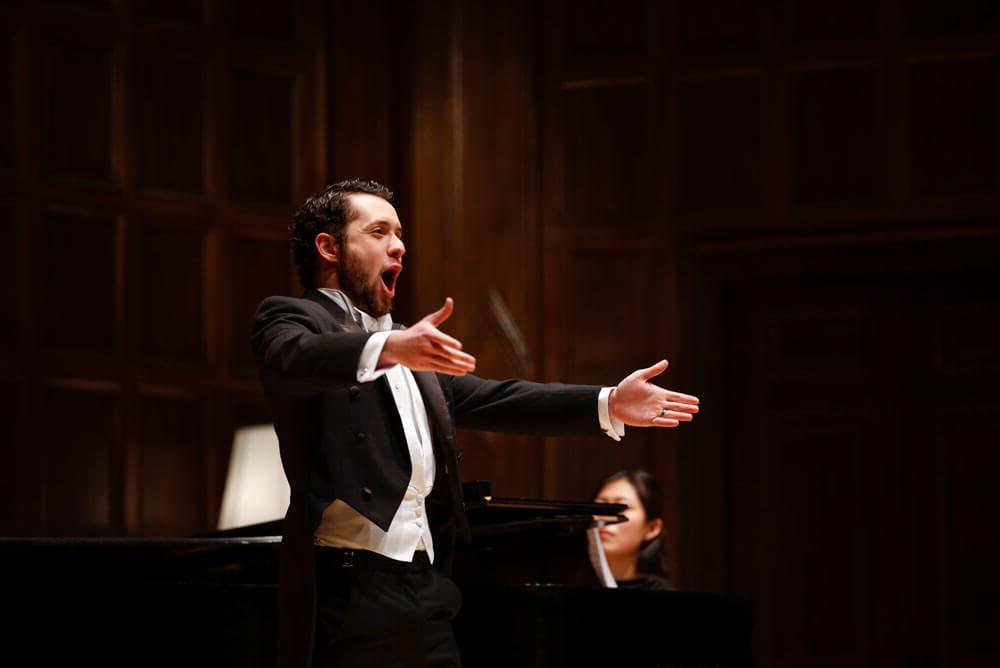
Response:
348,193,401,226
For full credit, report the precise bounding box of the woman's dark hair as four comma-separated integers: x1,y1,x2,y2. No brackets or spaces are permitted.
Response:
593,469,669,579
289,179,395,289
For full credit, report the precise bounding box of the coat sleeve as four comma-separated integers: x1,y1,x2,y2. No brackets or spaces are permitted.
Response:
251,296,374,396
442,373,603,436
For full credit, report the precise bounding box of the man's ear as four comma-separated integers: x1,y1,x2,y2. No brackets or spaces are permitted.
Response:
315,232,338,267
644,518,663,543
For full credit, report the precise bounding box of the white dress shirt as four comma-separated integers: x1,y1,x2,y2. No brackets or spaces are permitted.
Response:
312,289,624,564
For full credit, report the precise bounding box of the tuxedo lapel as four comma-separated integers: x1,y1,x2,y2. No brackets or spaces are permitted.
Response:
303,289,364,331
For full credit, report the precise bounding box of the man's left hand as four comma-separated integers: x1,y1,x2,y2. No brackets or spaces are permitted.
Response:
609,359,699,428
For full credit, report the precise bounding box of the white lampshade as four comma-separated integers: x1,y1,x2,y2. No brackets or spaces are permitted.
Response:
217,424,290,530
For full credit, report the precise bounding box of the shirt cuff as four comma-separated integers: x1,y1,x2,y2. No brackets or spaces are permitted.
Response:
356,331,393,382
598,387,625,442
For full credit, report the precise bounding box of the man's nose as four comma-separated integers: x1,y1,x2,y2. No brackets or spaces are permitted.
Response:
389,235,405,259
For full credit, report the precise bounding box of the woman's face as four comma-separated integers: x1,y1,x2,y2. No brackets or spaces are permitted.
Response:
594,478,662,559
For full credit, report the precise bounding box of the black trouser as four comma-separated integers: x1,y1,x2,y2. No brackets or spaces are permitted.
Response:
313,547,463,668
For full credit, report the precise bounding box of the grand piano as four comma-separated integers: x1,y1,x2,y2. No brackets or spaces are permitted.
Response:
0,482,750,667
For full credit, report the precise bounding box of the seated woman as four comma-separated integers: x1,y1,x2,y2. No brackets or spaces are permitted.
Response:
592,469,674,590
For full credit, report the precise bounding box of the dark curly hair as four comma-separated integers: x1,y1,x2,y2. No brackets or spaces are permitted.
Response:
290,179,395,289
593,469,670,579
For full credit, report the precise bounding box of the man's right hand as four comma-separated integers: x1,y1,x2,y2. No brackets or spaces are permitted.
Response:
380,298,477,376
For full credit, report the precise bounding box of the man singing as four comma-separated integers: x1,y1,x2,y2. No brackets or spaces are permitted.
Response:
252,179,700,667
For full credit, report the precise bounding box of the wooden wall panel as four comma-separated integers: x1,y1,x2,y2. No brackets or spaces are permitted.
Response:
40,37,114,184
909,58,998,199
0,31,13,169
138,394,207,535
229,234,294,374
761,304,878,382
134,217,211,365
36,210,118,354
940,410,1000,662
231,0,294,44
38,386,122,535
232,393,274,431
905,0,1000,36
134,0,205,26
669,21,1000,662
0,383,18,534
791,67,884,206
687,241,1000,668
327,0,395,188
564,85,654,226
48,1,113,9
401,0,452,326
678,76,763,214
758,423,871,668
134,54,205,194
935,303,1000,374
565,248,650,379
677,0,761,52
565,0,647,57
6,0,325,538
563,0,649,74
230,68,294,205
727,295,884,668
928,297,1000,664
0,206,16,348
787,1,879,43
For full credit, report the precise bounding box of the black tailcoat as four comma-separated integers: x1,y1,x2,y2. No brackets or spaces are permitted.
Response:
252,290,604,667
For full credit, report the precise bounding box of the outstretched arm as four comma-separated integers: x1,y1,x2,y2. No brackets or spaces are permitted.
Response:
608,360,700,428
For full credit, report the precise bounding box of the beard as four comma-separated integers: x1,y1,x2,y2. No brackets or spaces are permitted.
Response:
337,242,393,317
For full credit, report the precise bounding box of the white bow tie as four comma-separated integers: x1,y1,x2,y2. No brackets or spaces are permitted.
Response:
357,310,393,333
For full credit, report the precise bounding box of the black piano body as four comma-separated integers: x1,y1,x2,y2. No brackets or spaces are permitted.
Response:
0,487,750,667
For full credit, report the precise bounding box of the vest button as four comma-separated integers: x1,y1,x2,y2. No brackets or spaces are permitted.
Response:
354,431,366,442
362,486,373,498
349,385,361,399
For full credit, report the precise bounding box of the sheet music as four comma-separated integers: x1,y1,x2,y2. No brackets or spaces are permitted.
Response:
587,521,617,588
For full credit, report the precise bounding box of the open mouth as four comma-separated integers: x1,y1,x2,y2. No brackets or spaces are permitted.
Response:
379,265,402,297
